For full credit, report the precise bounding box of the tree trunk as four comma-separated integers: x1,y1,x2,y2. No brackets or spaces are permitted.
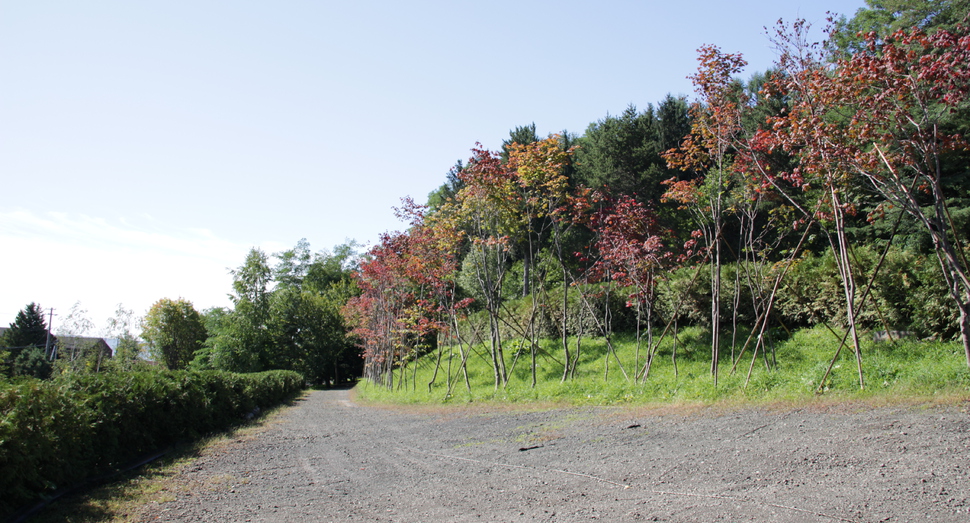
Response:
829,187,864,389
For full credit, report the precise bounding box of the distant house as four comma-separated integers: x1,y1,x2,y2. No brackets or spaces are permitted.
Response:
54,335,112,361
2,327,117,375
1,327,112,361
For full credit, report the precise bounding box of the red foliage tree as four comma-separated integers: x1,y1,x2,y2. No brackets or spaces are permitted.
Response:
760,20,970,375
589,194,672,376
663,44,748,385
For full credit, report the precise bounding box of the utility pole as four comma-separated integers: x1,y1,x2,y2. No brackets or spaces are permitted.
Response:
45,308,55,361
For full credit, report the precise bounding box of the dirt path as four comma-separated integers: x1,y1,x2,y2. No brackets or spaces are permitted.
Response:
137,389,970,522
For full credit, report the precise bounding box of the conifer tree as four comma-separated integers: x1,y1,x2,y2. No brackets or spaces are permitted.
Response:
1,303,50,378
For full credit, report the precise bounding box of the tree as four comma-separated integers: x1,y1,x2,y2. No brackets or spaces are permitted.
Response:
574,106,657,198
194,306,232,370
447,144,527,387
344,230,421,388
427,161,466,212
589,194,672,378
304,240,363,292
213,248,274,372
506,135,575,386
103,303,142,371
664,44,749,386
755,21,873,387
12,347,52,379
270,240,362,386
830,0,970,56
501,123,540,163
55,301,105,374
270,286,343,384
274,238,313,289
573,100,690,219
2,302,52,379
768,23,970,366
201,241,362,381
843,25,970,364
1,302,49,363
141,298,207,370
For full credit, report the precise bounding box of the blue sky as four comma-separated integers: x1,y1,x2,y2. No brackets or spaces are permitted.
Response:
1,0,868,331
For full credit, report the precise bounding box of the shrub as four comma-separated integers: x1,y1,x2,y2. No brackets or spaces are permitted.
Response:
0,370,304,518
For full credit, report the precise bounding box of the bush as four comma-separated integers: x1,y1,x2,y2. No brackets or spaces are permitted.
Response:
653,247,956,338
0,369,304,518
456,248,957,350
456,283,639,345
773,247,956,336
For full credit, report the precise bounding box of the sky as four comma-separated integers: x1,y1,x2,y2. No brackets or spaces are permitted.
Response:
0,0,869,333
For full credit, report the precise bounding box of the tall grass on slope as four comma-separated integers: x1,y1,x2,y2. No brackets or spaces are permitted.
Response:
356,326,970,405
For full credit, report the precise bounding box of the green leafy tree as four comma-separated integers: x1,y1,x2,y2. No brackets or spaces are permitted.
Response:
103,304,142,371
269,287,351,385
213,248,274,372
274,238,313,289
193,306,232,370
270,241,361,385
305,240,362,292
141,298,207,370
204,241,361,382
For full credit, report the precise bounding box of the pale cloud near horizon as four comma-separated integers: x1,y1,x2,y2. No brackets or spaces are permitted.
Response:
0,209,285,331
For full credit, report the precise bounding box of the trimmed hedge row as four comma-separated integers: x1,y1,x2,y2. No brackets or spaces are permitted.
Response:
0,369,304,517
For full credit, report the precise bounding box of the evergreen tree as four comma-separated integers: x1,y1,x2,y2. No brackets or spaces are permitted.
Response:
573,102,689,208
831,0,970,56
427,160,465,212
1,303,50,368
12,347,52,379
500,122,539,163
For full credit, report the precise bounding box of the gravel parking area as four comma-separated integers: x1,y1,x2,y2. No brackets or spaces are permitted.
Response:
136,389,970,522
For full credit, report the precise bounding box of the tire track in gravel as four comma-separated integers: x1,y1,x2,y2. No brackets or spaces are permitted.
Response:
139,389,970,522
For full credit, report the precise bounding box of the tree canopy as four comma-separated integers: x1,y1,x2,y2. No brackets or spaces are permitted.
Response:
141,298,207,370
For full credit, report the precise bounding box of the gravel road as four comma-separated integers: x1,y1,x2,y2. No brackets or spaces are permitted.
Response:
137,389,970,522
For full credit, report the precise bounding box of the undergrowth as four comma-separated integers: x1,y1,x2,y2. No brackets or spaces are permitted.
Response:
356,326,970,405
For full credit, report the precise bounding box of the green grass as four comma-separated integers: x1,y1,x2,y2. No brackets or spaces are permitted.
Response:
356,325,970,406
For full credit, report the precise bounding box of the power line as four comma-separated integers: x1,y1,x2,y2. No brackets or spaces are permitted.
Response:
0,344,51,351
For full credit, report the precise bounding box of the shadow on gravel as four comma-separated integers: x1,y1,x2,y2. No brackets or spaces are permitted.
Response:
309,381,358,391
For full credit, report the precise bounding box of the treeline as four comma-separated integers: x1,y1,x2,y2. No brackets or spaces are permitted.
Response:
0,302,142,380
344,2,970,391
0,240,363,387
143,240,364,386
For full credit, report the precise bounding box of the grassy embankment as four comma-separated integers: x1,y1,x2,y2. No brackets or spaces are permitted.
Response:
357,325,970,405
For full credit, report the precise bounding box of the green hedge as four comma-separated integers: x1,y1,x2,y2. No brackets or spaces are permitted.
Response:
0,369,304,517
